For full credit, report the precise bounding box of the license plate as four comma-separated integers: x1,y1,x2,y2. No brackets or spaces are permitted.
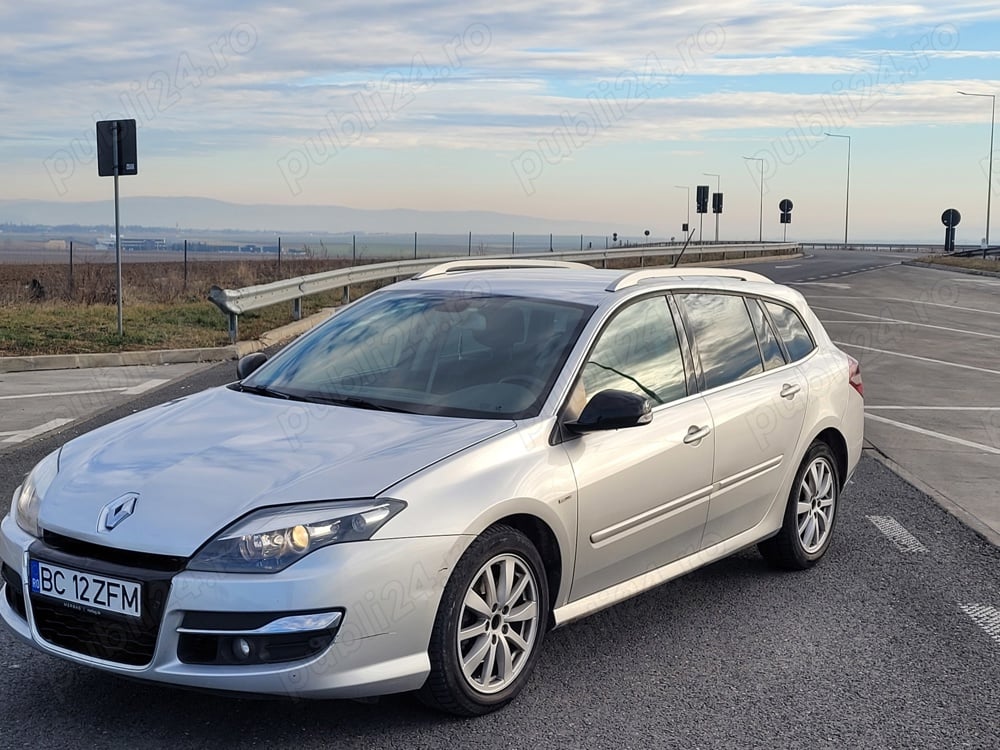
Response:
29,560,142,619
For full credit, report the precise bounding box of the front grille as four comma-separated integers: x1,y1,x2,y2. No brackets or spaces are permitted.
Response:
42,531,187,572
27,539,175,667
2,564,26,620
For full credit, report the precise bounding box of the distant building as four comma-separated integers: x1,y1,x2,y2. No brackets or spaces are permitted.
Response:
95,235,167,251
45,239,68,251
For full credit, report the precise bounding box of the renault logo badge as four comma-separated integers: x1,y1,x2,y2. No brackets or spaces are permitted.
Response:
100,493,139,532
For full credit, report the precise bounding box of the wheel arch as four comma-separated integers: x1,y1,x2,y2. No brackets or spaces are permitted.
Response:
484,513,563,628
811,426,849,489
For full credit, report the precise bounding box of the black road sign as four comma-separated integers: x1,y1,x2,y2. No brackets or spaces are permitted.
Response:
941,208,961,227
779,199,793,213
712,192,723,214
97,119,138,177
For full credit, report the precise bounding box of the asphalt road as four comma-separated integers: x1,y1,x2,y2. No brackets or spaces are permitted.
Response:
1,249,998,749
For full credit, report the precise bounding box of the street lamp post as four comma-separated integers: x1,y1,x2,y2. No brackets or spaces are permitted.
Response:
674,185,690,239
703,172,720,241
958,91,996,248
825,133,852,249
742,157,764,241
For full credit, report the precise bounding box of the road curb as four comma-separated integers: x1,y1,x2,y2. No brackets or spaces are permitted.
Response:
902,260,1000,278
0,308,336,374
867,450,1000,549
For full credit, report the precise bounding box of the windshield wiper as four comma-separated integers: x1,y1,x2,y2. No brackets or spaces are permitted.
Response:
314,395,414,414
236,383,293,400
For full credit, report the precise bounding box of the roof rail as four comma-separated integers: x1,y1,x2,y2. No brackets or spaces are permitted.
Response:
605,267,774,292
415,259,592,279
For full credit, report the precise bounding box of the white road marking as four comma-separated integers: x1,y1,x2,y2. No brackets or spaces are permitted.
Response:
864,413,1000,455
805,295,1000,317
2,418,75,444
0,378,169,402
775,264,800,269
866,516,928,552
122,379,169,395
867,406,1000,411
794,282,851,289
814,307,1000,340
837,342,1000,377
959,604,1000,646
0,387,123,401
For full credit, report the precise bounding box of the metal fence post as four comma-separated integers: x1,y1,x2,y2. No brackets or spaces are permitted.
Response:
228,313,239,343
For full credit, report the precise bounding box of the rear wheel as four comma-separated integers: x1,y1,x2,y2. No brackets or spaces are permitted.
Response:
418,524,548,716
758,442,840,570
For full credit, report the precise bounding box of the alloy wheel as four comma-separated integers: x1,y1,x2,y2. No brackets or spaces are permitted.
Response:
796,456,836,554
457,553,540,695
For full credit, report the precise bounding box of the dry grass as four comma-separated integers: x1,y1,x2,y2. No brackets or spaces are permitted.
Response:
0,248,782,357
0,257,360,356
917,254,1000,272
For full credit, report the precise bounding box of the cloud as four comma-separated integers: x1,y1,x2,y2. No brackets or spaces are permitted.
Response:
2,0,999,202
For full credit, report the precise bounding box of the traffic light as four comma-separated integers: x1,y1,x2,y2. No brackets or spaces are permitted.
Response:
696,185,709,214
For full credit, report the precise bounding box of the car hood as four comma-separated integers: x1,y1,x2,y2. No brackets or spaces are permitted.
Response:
40,386,514,557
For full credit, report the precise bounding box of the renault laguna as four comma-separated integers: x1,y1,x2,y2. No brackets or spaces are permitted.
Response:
2,260,863,715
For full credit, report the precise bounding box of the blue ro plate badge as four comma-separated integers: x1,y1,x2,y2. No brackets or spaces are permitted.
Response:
29,559,141,618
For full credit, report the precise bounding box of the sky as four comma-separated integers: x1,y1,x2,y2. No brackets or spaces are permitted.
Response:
1,1,999,242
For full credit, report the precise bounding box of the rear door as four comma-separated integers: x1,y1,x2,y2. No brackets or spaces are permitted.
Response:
675,292,809,545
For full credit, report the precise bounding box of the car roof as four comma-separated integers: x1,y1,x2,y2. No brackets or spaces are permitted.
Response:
401,261,802,307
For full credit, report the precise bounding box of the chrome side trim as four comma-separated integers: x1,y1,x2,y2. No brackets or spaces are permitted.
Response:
177,611,343,636
590,485,713,546
713,455,783,493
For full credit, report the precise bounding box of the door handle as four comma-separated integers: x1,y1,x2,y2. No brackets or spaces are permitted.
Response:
780,383,801,399
683,425,711,444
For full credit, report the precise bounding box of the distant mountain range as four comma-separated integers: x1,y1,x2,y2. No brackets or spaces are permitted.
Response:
0,197,614,236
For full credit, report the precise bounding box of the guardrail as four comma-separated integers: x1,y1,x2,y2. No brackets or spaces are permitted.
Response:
801,242,955,253
208,242,799,341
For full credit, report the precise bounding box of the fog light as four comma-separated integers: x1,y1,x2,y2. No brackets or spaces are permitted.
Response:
231,637,253,661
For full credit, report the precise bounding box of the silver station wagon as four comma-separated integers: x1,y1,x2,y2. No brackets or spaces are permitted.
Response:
2,260,864,715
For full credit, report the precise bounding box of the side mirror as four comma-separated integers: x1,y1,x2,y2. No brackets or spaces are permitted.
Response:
566,389,653,432
236,352,268,379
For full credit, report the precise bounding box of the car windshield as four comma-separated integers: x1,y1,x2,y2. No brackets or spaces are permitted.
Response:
243,290,595,419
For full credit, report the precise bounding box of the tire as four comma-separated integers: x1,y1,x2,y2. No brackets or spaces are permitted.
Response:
417,524,549,716
758,442,840,570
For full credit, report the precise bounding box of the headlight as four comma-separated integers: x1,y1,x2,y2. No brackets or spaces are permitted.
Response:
187,498,406,573
14,450,60,538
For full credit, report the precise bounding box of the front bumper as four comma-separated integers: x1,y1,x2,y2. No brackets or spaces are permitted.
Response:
0,514,469,699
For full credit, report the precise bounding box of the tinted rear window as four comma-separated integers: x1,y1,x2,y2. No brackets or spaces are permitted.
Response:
764,301,815,361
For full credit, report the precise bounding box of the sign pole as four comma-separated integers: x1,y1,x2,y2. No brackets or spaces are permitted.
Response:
112,121,123,336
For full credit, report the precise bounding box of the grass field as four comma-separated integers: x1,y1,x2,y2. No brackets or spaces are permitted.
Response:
918,254,1000,272
0,250,749,357
0,257,361,356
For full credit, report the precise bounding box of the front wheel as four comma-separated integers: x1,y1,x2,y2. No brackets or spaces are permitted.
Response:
417,524,548,716
758,442,840,570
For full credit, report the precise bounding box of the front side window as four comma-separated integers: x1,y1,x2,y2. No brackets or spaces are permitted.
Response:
677,293,764,390
581,296,687,405
244,290,594,419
